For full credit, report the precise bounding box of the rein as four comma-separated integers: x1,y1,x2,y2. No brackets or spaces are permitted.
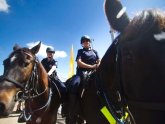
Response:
19,59,52,122
93,35,136,124
0,76,24,89
94,71,126,124
114,35,136,124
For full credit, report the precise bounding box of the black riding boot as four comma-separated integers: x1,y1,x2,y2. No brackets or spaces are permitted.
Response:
65,94,78,124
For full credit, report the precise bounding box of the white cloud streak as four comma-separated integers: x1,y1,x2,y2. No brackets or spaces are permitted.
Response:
0,0,9,13
26,41,67,59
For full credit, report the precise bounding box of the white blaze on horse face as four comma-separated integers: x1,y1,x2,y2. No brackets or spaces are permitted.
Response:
116,7,126,19
154,32,165,42
10,55,17,63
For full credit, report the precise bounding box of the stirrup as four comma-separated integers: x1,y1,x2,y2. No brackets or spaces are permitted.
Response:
18,112,26,123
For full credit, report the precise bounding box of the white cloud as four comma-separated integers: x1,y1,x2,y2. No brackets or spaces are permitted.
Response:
26,41,67,59
0,0,9,13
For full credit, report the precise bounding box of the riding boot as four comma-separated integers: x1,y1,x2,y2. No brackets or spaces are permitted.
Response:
66,94,78,124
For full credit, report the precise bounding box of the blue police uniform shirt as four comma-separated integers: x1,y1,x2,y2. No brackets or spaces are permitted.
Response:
41,58,57,73
76,48,99,74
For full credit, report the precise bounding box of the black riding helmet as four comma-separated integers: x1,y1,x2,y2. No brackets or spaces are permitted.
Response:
80,35,91,44
46,47,55,53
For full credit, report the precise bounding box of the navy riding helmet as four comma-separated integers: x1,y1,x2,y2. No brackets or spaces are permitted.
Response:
80,35,92,44
46,47,55,53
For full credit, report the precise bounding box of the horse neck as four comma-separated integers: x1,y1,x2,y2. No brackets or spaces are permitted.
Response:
97,42,117,94
36,62,49,92
24,63,50,117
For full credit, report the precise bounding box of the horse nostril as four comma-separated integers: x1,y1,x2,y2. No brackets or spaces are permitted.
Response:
0,102,5,114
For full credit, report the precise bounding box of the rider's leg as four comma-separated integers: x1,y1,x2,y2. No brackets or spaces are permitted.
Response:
52,75,68,117
67,75,81,124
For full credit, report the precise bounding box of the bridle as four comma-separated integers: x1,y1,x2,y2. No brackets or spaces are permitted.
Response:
93,35,136,124
0,76,24,89
1,50,53,122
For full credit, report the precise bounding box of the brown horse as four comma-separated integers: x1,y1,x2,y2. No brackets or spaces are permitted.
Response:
0,42,61,124
105,0,165,123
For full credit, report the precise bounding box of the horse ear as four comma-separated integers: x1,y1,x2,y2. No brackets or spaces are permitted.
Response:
104,0,130,32
13,44,21,51
31,41,41,55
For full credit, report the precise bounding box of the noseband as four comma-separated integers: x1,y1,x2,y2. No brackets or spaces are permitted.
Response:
0,76,24,89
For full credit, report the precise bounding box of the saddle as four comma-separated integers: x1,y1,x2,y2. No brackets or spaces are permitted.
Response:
65,71,95,120
49,74,67,102
66,71,95,98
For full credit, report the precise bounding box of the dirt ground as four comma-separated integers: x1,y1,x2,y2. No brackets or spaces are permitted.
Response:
0,112,65,124
0,103,65,124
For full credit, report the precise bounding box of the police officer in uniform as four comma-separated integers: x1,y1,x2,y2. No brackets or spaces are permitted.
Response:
41,47,58,77
67,35,100,124
41,47,67,116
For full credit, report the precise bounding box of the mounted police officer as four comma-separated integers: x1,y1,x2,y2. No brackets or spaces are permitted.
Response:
41,47,67,116
41,47,58,77
67,35,100,124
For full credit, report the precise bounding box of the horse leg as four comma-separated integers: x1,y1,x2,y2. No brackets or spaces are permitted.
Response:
77,115,84,124
66,94,78,124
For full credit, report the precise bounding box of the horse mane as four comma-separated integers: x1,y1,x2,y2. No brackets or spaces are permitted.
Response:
121,9,165,42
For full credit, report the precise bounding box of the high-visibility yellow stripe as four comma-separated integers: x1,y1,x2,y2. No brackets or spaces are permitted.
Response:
100,106,116,124
121,111,128,121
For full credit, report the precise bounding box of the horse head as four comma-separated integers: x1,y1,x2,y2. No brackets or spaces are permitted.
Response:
0,42,41,117
104,0,165,123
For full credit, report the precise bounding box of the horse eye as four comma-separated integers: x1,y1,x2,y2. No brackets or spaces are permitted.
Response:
23,62,30,67
26,55,31,60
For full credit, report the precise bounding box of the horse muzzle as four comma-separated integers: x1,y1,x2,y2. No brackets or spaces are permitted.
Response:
0,102,9,117
0,81,17,117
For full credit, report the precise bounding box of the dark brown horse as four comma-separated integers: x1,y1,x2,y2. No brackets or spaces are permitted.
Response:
0,42,61,124
66,0,165,124
105,0,165,123
65,2,132,124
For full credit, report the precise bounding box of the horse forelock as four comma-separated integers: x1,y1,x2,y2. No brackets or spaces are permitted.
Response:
9,48,35,63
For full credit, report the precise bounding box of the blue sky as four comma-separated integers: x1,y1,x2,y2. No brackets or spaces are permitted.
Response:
0,0,164,81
